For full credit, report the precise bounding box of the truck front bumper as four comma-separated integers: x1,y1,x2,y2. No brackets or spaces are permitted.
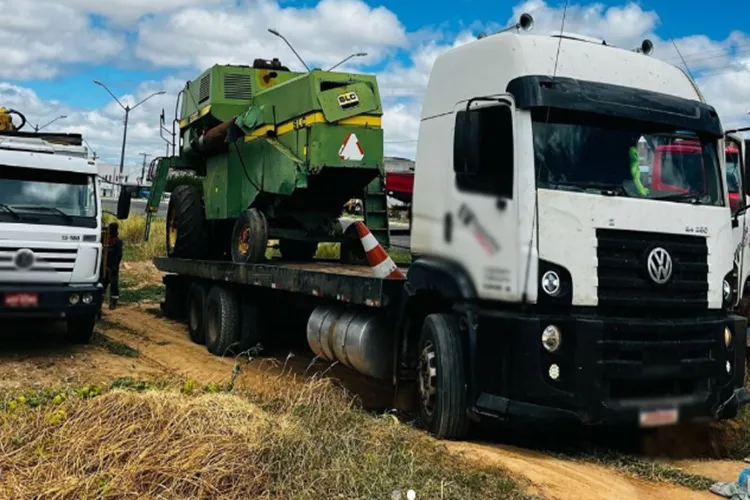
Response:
469,308,748,426
0,284,103,319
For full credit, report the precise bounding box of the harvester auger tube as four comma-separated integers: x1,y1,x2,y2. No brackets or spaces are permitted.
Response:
186,118,236,157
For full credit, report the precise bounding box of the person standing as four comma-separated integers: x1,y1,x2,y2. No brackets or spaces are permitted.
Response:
103,222,123,310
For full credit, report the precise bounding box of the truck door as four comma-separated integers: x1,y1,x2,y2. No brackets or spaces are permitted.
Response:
447,97,520,301
727,134,748,305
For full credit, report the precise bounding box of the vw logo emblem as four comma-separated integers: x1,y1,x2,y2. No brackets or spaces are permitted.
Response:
14,249,35,270
647,247,673,284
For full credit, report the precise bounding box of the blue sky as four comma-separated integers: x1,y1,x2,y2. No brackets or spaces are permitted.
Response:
1,0,748,173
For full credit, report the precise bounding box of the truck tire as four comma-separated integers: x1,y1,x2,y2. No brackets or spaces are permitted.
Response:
279,239,318,261
162,277,187,320
67,315,96,344
231,209,268,264
417,313,470,439
205,286,241,356
187,283,207,344
166,185,205,258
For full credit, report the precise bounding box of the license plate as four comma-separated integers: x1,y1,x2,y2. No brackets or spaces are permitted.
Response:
4,293,39,308
639,408,679,428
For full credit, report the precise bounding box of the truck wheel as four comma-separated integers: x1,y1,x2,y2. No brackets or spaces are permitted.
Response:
162,277,187,320
231,209,268,264
67,315,96,344
417,313,470,439
279,239,318,261
167,185,205,258
205,286,241,356
187,283,207,344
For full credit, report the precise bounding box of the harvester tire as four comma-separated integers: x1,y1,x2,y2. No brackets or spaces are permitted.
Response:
205,285,241,356
279,239,318,261
166,185,206,258
417,313,470,440
231,209,268,264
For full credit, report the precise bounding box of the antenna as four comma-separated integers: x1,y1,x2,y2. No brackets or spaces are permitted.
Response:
268,29,311,72
327,52,367,71
671,38,696,82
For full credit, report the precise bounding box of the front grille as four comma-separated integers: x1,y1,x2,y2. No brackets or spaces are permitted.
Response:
0,246,77,273
596,228,708,315
598,320,720,401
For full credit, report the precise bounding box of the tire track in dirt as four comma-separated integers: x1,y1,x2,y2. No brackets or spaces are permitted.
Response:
447,442,716,500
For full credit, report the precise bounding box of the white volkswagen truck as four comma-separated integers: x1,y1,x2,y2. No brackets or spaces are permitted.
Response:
0,129,103,342
407,19,746,433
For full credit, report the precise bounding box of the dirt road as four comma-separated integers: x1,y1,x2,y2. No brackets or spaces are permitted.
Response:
1,263,745,499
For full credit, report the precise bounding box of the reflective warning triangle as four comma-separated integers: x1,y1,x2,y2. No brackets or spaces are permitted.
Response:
338,133,364,161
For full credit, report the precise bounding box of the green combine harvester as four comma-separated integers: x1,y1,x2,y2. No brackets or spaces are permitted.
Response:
130,54,389,263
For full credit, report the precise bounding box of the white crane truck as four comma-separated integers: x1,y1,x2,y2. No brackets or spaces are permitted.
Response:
147,15,747,438
0,115,103,342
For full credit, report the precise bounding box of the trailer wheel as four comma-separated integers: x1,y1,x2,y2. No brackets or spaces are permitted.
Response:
240,296,265,353
67,315,96,344
187,283,207,344
417,313,470,439
162,277,187,320
231,209,268,264
166,185,205,258
205,286,241,356
279,239,318,261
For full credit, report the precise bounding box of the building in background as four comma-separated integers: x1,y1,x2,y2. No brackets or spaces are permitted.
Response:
98,163,131,199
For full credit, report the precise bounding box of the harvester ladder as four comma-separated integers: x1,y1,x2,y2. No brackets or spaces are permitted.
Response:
363,174,390,248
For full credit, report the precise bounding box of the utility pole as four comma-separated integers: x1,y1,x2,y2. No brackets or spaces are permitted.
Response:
139,153,151,185
93,80,165,175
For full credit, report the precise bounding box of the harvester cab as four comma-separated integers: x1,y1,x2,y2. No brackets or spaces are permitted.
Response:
130,41,389,263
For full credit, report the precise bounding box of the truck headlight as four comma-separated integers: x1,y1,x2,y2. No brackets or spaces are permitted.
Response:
69,293,80,305
82,293,93,305
542,325,562,352
541,271,561,296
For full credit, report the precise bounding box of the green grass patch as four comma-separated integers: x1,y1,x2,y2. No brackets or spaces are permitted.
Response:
93,332,140,358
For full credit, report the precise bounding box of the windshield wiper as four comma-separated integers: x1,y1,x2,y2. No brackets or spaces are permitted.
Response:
14,205,74,220
651,192,703,204
0,203,21,220
552,181,628,196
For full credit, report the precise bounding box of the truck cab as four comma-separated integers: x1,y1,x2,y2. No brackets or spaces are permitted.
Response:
409,24,745,433
0,132,103,342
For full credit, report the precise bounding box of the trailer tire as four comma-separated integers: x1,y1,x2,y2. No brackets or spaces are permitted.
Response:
187,283,207,344
162,278,187,320
67,315,96,344
231,209,268,264
167,185,205,258
205,286,241,356
279,239,318,261
417,313,470,439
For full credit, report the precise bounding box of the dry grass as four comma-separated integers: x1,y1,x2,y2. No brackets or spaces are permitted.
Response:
103,213,166,262
0,378,525,499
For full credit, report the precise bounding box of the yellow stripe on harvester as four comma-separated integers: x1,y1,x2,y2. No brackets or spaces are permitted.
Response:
179,105,212,129
244,112,381,143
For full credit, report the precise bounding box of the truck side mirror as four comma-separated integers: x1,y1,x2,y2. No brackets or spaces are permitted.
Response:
116,187,132,220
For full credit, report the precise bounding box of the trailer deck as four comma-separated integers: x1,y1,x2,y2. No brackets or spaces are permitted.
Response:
153,258,405,307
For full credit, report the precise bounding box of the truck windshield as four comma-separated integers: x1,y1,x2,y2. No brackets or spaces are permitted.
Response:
0,165,97,222
532,108,723,206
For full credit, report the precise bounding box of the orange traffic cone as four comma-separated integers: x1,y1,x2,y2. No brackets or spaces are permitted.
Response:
354,221,406,280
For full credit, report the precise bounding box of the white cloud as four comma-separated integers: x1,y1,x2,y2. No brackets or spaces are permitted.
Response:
135,0,408,70
62,0,225,25
0,0,123,79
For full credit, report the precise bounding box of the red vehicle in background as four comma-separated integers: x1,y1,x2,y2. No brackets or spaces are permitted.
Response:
649,139,746,211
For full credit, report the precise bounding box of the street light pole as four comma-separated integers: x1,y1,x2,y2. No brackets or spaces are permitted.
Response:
93,80,165,175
